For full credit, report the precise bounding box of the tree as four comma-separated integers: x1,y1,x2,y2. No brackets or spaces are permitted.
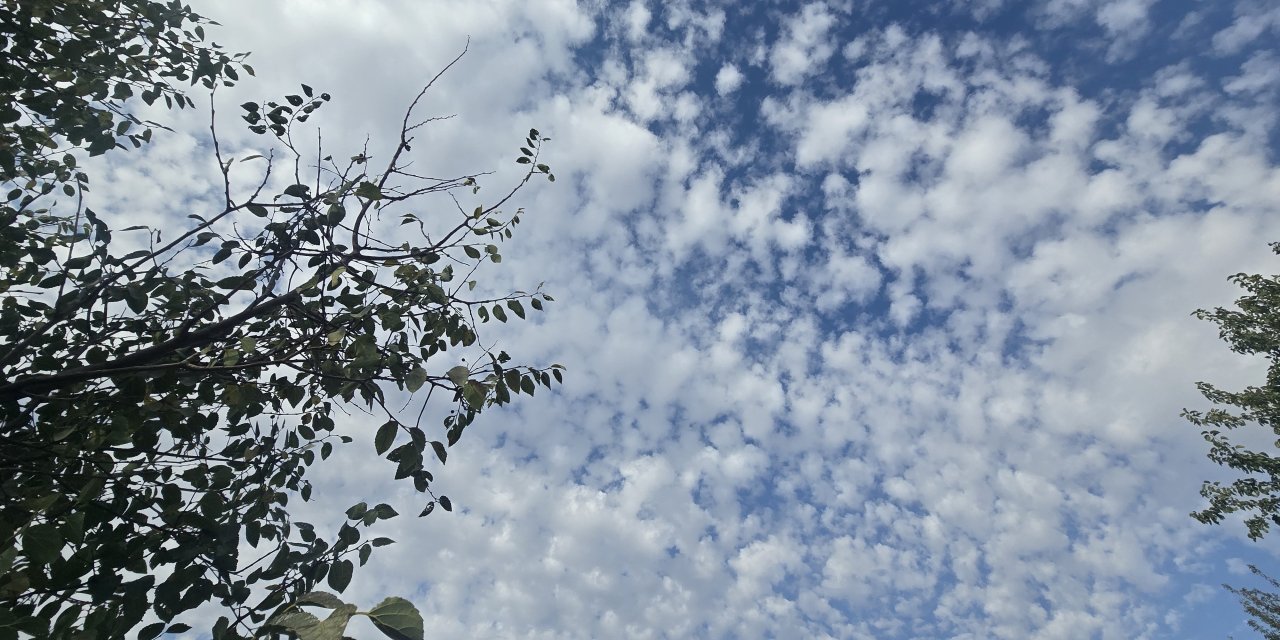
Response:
0,3,561,639
1185,243,1280,639
1226,565,1280,640
1184,242,1280,541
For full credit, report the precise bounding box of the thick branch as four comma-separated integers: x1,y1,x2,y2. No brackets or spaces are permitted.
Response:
0,291,301,400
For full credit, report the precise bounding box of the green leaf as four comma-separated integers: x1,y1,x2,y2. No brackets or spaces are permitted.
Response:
367,596,425,640
327,560,353,593
405,366,427,393
284,183,310,198
492,304,507,323
345,502,368,520
372,503,399,520
507,300,526,319
355,181,382,200
296,591,346,609
375,421,398,455
439,496,453,512
274,604,358,640
446,365,469,386
265,610,321,634
125,284,147,313
463,245,481,259
137,621,165,640
265,609,320,630
431,441,447,464
327,204,346,225
418,502,435,517
462,381,486,408
23,523,62,565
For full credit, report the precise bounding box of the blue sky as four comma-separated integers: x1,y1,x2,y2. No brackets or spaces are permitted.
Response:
91,0,1280,637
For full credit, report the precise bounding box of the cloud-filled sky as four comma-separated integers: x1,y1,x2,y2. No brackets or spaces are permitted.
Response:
94,0,1280,637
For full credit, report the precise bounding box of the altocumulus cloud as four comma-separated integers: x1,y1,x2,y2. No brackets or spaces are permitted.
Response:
90,0,1280,638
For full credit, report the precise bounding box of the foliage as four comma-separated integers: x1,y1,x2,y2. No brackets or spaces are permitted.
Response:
1226,565,1280,640
263,591,424,640
1184,242,1280,541
0,0,249,186
0,4,561,639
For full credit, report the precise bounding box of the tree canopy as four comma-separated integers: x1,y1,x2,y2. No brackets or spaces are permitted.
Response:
1185,242,1280,541
0,3,560,639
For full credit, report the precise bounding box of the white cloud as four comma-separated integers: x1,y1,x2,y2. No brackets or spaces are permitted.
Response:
624,0,651,43
714,64,744,96
769,2,837,86
1213,1,1280,55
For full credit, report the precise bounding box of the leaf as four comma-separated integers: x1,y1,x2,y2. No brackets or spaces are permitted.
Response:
405,366,427,393
492,304,507,323
463,245,481,259
430,441,447,464
289,604,358,640
367,596,425,640
355,181,382,200
265,609,321,633
446,365,469,386
507,300,525,319
462,381,487,408
296,591,346,609
283,183,310,198
326,560,354,593
439,496,453,512
344,502,368,520
418,502,435,517
375,420,399,455
124,284,147,313
23,523,62,565
327,204,346,225
137,621,165,640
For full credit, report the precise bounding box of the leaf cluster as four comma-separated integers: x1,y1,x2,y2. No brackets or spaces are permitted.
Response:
1186,242,1280,540
0,0,251,188
0,28,562,640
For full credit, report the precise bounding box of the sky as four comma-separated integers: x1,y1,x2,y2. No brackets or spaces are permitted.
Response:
85,0,1280,638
